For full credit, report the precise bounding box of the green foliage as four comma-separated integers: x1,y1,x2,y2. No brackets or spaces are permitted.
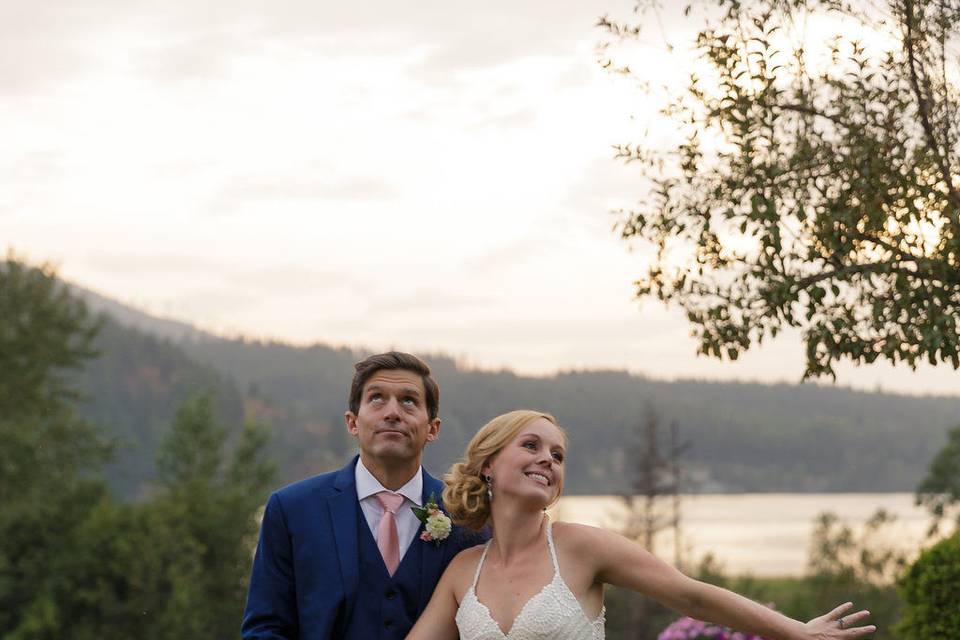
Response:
608,504,915,640
604,585,677,640
916,423,960,533
804,510,906,638
37,497,158,640
79,317,246,501
20,395,275,640
87,395,272,640
897,533,960,639
603,0,960,378
691,555,821,627
0,256,274,639
75,319,960,496
134,393,275,639
58,284,960,497
17,395,275,640
176,336,960,495
673,510,909,640
0,257,100,417
0,257,113,638
0,259,111,500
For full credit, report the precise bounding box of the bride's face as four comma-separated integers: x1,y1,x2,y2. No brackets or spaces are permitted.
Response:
483,418,566,508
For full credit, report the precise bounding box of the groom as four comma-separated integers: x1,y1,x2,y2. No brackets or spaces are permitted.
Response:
241,352,484,639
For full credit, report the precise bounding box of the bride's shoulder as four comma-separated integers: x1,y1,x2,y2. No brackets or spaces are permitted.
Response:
447,543,487,576
444,543,487,597
552,520,608,539
551,521,618,552
451,542,487,563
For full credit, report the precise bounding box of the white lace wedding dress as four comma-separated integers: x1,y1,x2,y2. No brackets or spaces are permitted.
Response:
454,520,605,639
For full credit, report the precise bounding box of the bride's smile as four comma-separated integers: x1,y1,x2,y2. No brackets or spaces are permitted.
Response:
482,418,566,507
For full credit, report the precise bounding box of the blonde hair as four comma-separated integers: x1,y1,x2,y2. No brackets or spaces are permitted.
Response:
442,409,566,531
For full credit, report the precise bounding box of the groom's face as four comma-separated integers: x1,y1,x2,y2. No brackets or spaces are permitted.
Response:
345,369,441,465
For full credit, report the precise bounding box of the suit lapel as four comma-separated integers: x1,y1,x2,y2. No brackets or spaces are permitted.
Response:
329,457,361,622
418,469,446,610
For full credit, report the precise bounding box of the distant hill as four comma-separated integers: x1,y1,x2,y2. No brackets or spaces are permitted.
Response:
71,282,213,343
67,282,960,499
74,316,244,499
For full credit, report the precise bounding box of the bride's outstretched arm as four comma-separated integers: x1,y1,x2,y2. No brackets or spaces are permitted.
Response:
570,524,876,640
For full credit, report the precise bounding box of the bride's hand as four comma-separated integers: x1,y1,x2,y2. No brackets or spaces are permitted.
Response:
802,602,876,639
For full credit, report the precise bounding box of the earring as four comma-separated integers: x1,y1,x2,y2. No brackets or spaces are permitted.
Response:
482,474,493,501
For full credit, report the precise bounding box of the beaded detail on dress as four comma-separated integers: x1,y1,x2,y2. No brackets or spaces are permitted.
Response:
455,520,605,639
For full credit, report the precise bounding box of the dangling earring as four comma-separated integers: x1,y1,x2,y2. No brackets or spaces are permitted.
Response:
482,474,493,501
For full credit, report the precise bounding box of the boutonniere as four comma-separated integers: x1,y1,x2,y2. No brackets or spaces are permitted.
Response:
412,493,452,546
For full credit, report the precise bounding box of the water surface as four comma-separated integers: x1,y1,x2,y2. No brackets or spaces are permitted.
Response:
550,493,930,576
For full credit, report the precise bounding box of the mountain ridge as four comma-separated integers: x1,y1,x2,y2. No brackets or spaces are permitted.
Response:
62,279,960,498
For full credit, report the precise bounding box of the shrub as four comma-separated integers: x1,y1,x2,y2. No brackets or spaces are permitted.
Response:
897,533,960,639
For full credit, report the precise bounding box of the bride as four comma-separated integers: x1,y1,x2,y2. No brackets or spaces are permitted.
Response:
406,410,876,640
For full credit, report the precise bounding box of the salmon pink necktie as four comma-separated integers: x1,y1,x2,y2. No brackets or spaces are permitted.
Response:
375,491,404,576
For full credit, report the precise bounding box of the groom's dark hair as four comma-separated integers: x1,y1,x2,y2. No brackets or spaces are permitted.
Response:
348,351,440,420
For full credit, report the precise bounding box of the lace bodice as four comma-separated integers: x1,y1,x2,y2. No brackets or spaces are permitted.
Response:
454,520,605,640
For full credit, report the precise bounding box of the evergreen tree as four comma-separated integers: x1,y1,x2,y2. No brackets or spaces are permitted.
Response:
146,393,274,638
0,257,112,638
916,424,960,535
0,256,274,639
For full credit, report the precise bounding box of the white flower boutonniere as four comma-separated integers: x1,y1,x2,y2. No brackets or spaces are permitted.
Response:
412,493,451,546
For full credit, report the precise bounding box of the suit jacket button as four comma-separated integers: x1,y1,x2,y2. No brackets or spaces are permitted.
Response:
386,590,396,599
384,620,394,629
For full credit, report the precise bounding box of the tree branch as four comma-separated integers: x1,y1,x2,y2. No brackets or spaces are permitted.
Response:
773,102,851,129
903,0,960,215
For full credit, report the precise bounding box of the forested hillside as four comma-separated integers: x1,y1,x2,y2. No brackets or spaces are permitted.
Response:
74,318,245,499
71,284,960,498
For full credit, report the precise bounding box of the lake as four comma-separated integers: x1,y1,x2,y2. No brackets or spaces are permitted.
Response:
548,493,931,577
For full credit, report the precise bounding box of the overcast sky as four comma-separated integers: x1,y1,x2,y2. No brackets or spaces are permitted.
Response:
4,0,958,396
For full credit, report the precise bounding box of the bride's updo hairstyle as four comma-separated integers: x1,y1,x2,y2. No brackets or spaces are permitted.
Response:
443,409,566,531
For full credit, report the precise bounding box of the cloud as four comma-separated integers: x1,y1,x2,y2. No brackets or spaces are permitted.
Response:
467,107,539,131
0,35,93,95
0,0,152,94
363,287,496,317
228,263,368,296
556,155,652,246
0,0,621,95
210,173,400,213
134,30,261,86
401,0,622,84
83,250,227,275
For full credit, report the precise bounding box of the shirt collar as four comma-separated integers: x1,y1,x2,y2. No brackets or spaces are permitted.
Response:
355,456,423,506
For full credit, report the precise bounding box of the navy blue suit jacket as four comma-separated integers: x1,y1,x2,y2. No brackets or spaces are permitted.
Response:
241,456,482,639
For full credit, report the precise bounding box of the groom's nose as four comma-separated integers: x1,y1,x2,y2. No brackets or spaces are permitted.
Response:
382,397,402,420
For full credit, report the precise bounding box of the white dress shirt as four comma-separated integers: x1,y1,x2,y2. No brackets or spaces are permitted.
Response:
355,457,424,561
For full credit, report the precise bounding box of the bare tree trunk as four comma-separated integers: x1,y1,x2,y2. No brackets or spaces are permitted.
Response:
618,406,689,640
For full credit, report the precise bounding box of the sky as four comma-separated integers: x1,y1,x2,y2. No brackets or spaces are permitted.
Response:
3,0,959,396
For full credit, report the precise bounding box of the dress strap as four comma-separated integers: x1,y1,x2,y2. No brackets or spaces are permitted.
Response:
471,541,492,589
544,518,561,575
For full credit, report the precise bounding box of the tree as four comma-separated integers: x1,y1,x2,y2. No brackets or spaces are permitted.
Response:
806,509,908,638
0,256,112,638
0,256,275,639
0,257,109,492
607,407,688,640
145,393,275,638
601,0,960,378
54,393,274,640
617,408,687,562
915,423,960,535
